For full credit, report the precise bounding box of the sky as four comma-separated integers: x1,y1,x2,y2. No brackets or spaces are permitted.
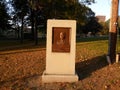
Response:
88,0,112,21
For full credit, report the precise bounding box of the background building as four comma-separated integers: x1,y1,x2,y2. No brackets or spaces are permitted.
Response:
96,15,106,22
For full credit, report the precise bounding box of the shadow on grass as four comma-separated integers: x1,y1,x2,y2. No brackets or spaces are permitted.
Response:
76,36,108,43
76,55,108,80
0,40,46,55
0,45,46,56
0,48,46,55
0,39,46,50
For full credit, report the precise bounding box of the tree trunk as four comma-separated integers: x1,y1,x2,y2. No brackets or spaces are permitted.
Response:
20,16,24,43
17,27,20,39
35,10,38,45
31,9,35,40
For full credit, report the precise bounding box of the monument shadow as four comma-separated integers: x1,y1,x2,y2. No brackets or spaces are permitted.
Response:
75,55,108,80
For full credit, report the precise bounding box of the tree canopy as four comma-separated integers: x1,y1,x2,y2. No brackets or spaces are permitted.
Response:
1,0,104,39
83,17,103,35
0,1,10,31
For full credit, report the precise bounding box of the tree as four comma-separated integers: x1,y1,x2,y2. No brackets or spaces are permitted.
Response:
0,1,10,34
98,22,109,35
12,0,29,43
28,0,47,45
79,0,95,5
10,0,96,42
82,17,103,36
28,0,90,44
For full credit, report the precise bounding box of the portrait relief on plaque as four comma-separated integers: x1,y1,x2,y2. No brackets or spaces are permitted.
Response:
52,27,70,52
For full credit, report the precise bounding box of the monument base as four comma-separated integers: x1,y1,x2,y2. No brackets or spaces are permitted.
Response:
42,71,78,83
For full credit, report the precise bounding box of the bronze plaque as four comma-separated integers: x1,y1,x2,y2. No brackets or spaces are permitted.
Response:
52,27,70,53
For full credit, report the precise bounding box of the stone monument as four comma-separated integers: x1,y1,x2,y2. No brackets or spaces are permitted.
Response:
42,19,78,82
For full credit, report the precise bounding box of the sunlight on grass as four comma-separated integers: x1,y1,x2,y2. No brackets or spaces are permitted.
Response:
76,40,108,62
1,36,119,61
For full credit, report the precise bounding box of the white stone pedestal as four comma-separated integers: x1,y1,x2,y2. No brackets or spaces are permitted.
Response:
42,19,78,83
42,71,78,83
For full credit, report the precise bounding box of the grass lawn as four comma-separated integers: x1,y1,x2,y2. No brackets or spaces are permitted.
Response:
0,36,120,90
76,36,109,59
0,39,46,54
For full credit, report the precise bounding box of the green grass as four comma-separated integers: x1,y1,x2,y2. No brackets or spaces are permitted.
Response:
1,36,120,58
76,40,108,62
76,36,108,42
76,37,120,64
